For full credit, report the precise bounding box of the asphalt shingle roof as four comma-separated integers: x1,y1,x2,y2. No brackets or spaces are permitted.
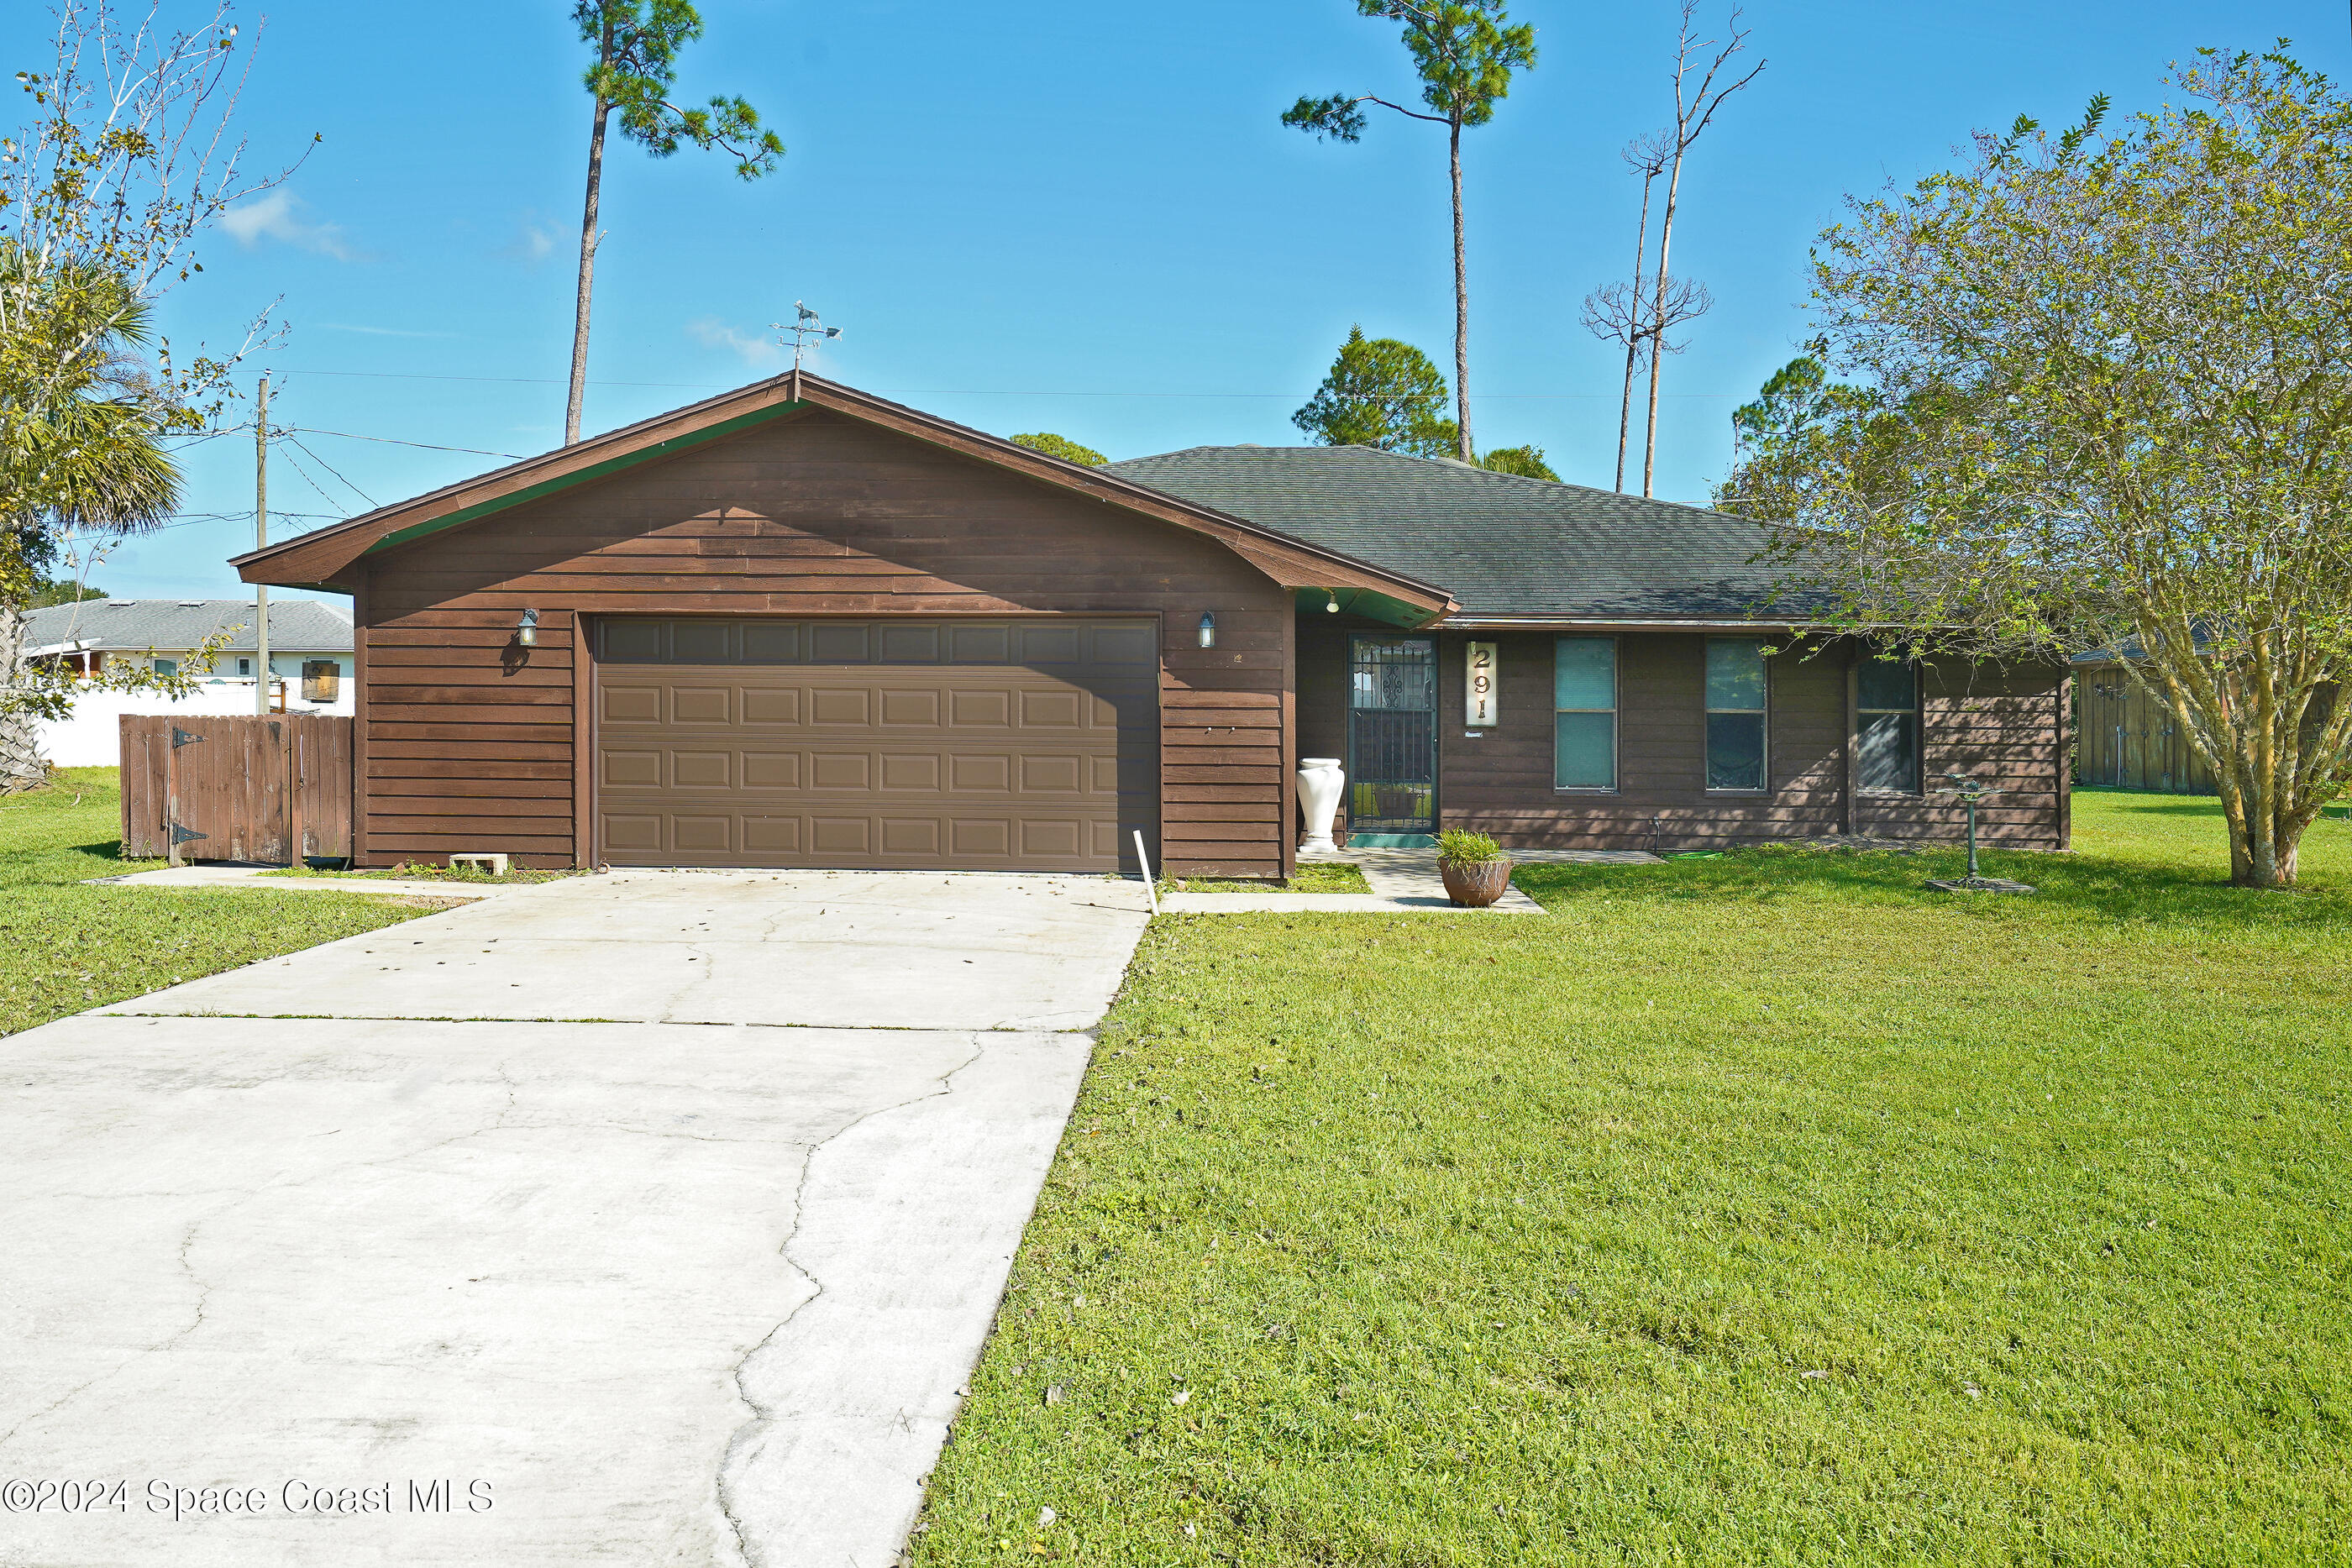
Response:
24,598,353,655
1104,444,1820,620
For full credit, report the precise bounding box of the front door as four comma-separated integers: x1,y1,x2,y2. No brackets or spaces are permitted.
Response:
1347,634,1437,837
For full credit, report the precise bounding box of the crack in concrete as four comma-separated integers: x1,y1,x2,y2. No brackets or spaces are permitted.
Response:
712,1034,991,1568
2,1062,528,1455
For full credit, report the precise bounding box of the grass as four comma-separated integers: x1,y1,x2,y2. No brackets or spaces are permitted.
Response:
0,768,432,1037
1176,863,1375,894
257,860,583,884
912,791,2352,1565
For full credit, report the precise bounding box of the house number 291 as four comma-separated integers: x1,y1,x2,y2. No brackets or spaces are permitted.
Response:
1466,641,1499,727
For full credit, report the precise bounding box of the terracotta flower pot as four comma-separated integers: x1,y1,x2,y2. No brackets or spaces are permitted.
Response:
1440,857,1513,908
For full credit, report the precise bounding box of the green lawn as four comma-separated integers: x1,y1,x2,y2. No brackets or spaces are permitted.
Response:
913,790,2352,1565
0,767,430,1037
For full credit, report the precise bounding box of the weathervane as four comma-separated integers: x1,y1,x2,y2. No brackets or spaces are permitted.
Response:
774,301,842,372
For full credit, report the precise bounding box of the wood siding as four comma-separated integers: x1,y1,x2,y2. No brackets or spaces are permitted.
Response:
353,407,1292,876
1297,623,2066,851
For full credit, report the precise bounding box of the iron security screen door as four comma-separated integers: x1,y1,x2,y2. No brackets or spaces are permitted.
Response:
1348,634,1437,834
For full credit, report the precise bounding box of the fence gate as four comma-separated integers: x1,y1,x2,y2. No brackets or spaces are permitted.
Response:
119,714,353,864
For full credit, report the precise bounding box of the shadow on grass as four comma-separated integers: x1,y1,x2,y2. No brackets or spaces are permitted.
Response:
2073,787,2228,820
1513,842,2352,936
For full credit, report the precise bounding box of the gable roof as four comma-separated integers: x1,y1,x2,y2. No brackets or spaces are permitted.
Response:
1105,444,1824,624
232,373,1453,620
25,598,354,656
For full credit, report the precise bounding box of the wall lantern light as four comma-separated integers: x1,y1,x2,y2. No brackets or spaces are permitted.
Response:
1197,611,1217,649
517,607,540,648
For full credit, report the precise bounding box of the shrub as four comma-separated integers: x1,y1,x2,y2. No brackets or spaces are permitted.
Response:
1436,828,1504,865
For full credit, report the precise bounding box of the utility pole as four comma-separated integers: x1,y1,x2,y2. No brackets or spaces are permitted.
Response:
255,376,270,716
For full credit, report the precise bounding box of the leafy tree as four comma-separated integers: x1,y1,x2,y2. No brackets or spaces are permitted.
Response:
1284,1,1536,463
1729,354,1830,450
1,254,185,788
1725,50,2352,888
1293,327,1460,456
1478,444,1556,480
566,2,784,445
2,4,292,792
1010,433,1106,466
27,576,108,608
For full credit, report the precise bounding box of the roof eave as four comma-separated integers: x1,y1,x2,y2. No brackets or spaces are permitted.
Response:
233,372,1452,616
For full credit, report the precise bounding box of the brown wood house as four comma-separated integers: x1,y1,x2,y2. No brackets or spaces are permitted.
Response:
234,374,2070,877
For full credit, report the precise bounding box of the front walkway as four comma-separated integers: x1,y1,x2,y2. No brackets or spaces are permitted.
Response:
0,870,1151,1567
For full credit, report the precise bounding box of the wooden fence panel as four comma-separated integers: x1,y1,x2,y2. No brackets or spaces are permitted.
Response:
2075,670,2215,794
118,715,353,863
2077,671,2342,796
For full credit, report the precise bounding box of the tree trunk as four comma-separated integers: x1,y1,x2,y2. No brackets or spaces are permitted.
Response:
0,602,45,794
1615,165,1659,493
1643,144,1688,499
1449,117,1473,464
565,93,612,448
2140,645,2316,889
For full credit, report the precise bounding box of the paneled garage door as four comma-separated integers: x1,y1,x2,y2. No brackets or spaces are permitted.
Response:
593,617,1159,872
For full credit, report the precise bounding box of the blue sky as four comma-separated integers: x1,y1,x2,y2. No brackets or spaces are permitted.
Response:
11,0,2346,602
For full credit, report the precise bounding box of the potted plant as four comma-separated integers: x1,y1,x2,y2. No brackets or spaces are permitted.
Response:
1436,829,1513,908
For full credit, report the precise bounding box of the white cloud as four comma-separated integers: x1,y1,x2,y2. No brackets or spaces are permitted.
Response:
688,316,785,368
220,191,365,260
501,214,558,264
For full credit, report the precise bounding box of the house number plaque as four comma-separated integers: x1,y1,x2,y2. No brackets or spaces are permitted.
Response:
1466,641,1499,727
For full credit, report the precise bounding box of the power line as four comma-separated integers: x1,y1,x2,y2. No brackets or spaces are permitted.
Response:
272,438,356,522
285,436,380,510
289,426,528,459
278,366,1737,400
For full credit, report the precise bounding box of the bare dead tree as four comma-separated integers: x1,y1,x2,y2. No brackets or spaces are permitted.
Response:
1582,132,1672,491
1585,274,1711,489
1641,1,1764,496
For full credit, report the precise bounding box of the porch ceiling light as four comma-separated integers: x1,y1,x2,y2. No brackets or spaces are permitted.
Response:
1197,611,1217,649
1326,590,1340,613
517,607,539,648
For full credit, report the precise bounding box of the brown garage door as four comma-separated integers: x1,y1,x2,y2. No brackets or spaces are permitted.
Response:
594,617,1159,872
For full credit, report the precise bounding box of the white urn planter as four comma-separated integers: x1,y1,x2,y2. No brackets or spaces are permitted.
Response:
1297,757,1346,853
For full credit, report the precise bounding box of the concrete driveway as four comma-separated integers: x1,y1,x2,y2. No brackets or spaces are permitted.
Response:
0,871,1150,1567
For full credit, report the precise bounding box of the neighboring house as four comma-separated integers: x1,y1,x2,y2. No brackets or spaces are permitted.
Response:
231,374,2069,874
25,598,356,768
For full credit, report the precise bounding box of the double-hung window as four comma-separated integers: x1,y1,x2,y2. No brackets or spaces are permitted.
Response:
1857,658,1921,793
1553,637,1617,790
1705,639,1768,791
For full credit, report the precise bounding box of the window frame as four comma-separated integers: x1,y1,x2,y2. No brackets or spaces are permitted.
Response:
1704,637,1771,794
1551,635,1620,794
1855,656,1924,796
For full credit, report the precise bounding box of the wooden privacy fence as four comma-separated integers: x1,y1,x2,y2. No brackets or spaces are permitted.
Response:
2075,669,2343,796
120,714,354,864
2074,669,2215,794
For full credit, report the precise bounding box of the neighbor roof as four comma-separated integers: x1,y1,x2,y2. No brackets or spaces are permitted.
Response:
25,598,354,656
1105,445,1824,623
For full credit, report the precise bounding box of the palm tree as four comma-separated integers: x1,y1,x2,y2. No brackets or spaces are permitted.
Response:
1,247,182,791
